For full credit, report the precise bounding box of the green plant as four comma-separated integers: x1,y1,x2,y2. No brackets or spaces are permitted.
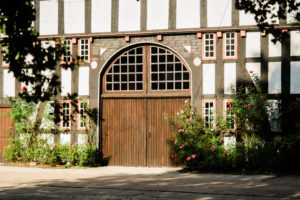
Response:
3,138,24,162
79,145,98,167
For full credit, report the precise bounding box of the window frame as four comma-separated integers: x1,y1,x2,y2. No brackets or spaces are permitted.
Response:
149,46,191,92
202,99,216,129
61,39,73,64
223,32,238,59
60,100,72,130
202,33,216,60
78,38,92,64
223,99,236,132
77,100,89,130
102,45,191,95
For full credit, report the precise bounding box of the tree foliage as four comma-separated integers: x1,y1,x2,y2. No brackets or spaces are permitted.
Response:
236,0,300,42
0,0,76,103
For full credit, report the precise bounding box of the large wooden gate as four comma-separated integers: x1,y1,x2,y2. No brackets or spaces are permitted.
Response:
0,107,13,162
101,45,191,166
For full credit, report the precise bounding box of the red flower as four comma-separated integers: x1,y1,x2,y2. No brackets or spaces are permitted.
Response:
211,146,216,151
174,153,178,157
192,154,196,159
226,153,229,156
171,155,174,159
183,165,186,168
186,157,191,161
228,101,231,105
250,70,254,74
228,106,231,110
247,104,251,109
19,85,27,92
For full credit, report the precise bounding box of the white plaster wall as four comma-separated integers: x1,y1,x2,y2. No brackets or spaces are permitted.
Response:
176,0,200,29
246,62,261,84
40,101,55,130
203,64,215,94
291,61,300,94
3,69,15,97
239,10,256,26
291,31,300,56
287,10,298,24
246,32,261,57
64,0,85,34
61,68,72,96
267,100,281,132
78,66,89,96
40,134,54,145
60,134,71,145
78,134,88,146
224,135,236,150
268,62,281,94
269,35,281,57
91,0,111,33
207,0,231,27
224,63,236,94
21,69,34,94
147,0,169,30
40,0,58,35
119,0,140,32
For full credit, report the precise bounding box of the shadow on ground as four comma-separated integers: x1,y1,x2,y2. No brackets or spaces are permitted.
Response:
1,168,300,200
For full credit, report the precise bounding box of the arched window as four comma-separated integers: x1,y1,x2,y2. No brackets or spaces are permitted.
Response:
104,45,190,93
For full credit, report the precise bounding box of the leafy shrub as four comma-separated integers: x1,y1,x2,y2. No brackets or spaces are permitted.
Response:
3,138,99,167
3,138,24,162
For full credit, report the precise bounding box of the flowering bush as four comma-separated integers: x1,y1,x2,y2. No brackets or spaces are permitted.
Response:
166,102,235,171
166,73,300,172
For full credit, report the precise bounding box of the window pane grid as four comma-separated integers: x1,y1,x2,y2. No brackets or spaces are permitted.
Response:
80,39,89,62
225,33,235,57
106,47,143,91
150,47,189,91
79,102,88,128
62,102,70,128
204,101,214,129
225,101,235,130
63,40,71,63
204,34,215,58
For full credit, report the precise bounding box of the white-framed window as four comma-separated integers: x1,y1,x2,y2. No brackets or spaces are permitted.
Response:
77,101,89,130
60,101,71,129
202,33,216,60
203,100,215,129
224,100,235,131
62,40,72,63
79,39,90,63
224,32,237,59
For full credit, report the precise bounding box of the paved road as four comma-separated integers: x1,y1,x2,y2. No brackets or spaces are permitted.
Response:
0,166,300,199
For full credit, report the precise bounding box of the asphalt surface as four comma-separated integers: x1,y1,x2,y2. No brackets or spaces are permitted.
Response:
0,166,300,199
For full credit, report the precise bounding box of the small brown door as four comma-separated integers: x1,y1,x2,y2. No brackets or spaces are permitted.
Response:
0,107,13,162
101,45,191,166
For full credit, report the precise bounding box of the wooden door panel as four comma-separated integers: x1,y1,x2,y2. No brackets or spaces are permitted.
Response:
102,99,146,166
147,98,188,166
0,107,13,162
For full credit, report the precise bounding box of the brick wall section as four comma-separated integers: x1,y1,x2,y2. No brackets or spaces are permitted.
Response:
90,34,202,110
